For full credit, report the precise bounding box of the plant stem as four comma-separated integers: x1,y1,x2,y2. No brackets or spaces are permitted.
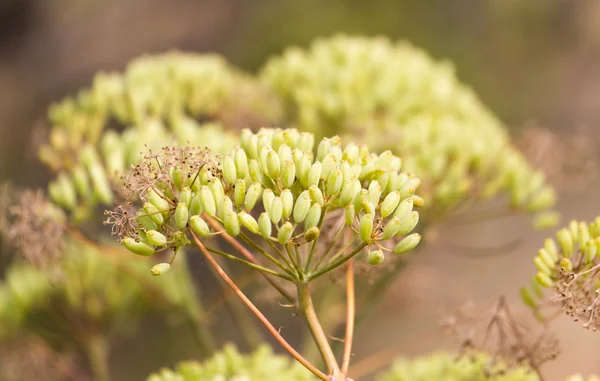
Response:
84,335,110,381
341,260,355,374
190,231,328,381
297,281,342,379
309,243,367,281
206,246,293,281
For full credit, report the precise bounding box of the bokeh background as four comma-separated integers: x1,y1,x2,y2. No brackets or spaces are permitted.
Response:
1,0,600,379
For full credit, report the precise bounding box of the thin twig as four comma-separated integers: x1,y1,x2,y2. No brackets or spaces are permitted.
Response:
341,259,355,374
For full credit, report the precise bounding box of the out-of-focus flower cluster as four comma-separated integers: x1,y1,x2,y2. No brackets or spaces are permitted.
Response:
261,35,558,227
376,352,539,381
521,218,600,331
109,128,422,278
566,375,600,381
146,344,316,381
40,53,281,222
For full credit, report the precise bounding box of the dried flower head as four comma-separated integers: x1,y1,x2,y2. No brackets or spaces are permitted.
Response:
0,186,66,268
442,297,560,374
521,217,600,331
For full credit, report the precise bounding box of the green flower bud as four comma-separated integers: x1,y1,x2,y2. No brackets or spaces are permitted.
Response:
535,271,554,288
271,129,285,150
305,204,322,230
353,189,368,213
175,202,189,230
343,143,359,163
560,257,573,272
374,171,390,192
538,249,555,269
244,183,262,211
544,238,559,260
263,189,275,214
359,214,374,243
234,146,249,179
367,181,382,208
308,162,322,187
367,249,385,265
278,144,292,164
359,163,378,180
218,197,233,220
321,153,337,180
326,169,343,196
240,129,254,155
381,191,401,218
399,184,416,201
90,163,114,204
396,211,419,236
123,237,155,256
361,200,375,215
584,239,597,263
376,151,393,168
297,155,312,187
345,205,355,226
411,195,424,208
281,160,296,189
309,185,325,206
294,191,312,223
136,212,158,231
298,132,314,153
259,145,270,173
147,188,170,211
144,202,164,225
266,150,281,179
190,215,210,237
258,212,272,239
199,166,214,186
520,287,537,309
394,198,414,219
317,138,332,161
393,233,421,254
146,230,167,246
222,155,237,185
269,196,283,224
171,168,184,191
234,179,246,206
71,165,90,196
339,178,361,205
249,159,263,183
238,212,259,234
224,211,240,236
281,189,294,218
200,186,217,217
304,227,320,242
556,228,574,257
151,263,171,276
278,222,294,245
533,256,551,275
382,217,401,240
208,178,225,207
179,187,192,206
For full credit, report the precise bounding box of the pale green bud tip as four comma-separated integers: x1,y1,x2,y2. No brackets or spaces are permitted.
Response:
535,271,554,288
359,214,374,243
393,233,421,254
520,287,537,309
123,237,155,256
224,211,241,237
146,230,167,246
175,202,189,230
304,227,320,242
190,215,210,237
151,263,171,276
367,250,385,265
278,222,294,245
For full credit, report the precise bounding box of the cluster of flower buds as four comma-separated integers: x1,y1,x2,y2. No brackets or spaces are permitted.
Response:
147,344,315,381
521,218,600,330
377,351,538,381
40,53,280,221
111,128,422,279
260,35,558,228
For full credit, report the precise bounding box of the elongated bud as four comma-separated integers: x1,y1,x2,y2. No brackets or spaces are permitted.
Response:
269,197,283,224
308,162,322,187
394,197,414,218
234,179,246,206
559,257,573,272
359,163,378,180
367,181,382,208
175,202,189,230
218,197,233,220
72,166,90,196
305,204,322,230
297,155,312,186
321,154,337,180
144,202,164,225
367,250,385,265
304,227,320,242
520,287,537,309
244,183,262,211
249,159,263,183
278,144,292,164
200,186,216,217
281,189,294,218
556,228,574,257
136,212,158,231
535,271,554,288
399,185,415,201
394,233,421,254
171,168,184,191
544,238,558,260
199,166,213,185
584,239,597,263
224,211,240,236
294,191,312,223
266,150,281,179
381,191,401,218
309,185,325,206
538,249,555,269
345,205,355,226
146,230,167,246
317,138,332,161
298,132,314,153
326,169,343,196
533,256,551,275
262,188,275,214
208,178,225,206
382,217,401,240
190,215,210,237
396,211,419,236
375,171,390,191
259,145,270,173
353,189,368,213
278,222,294,245
234,146,249,179
238,212,259,234
179,187,192,206
343,143,359,163
258,212,272,238
151,263,171,276
339,178,361,205
376,150,393,168
359,214,374,243
223,155,237,185
361,200,375,215
240,129,254,155
123,237,155,256
281,160,296,189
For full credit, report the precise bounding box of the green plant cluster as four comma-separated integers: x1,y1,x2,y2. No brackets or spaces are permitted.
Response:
261,35,557,226
146,344,316,381
40,53,280,222
377,352,539,381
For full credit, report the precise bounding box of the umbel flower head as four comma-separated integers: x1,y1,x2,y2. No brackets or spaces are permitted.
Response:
39,52,281,222
147,343,316,381
521,217,600,331
261,35,558,228
109,128,422,280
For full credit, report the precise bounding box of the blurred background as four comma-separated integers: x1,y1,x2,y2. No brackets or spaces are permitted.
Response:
1,0,599,379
